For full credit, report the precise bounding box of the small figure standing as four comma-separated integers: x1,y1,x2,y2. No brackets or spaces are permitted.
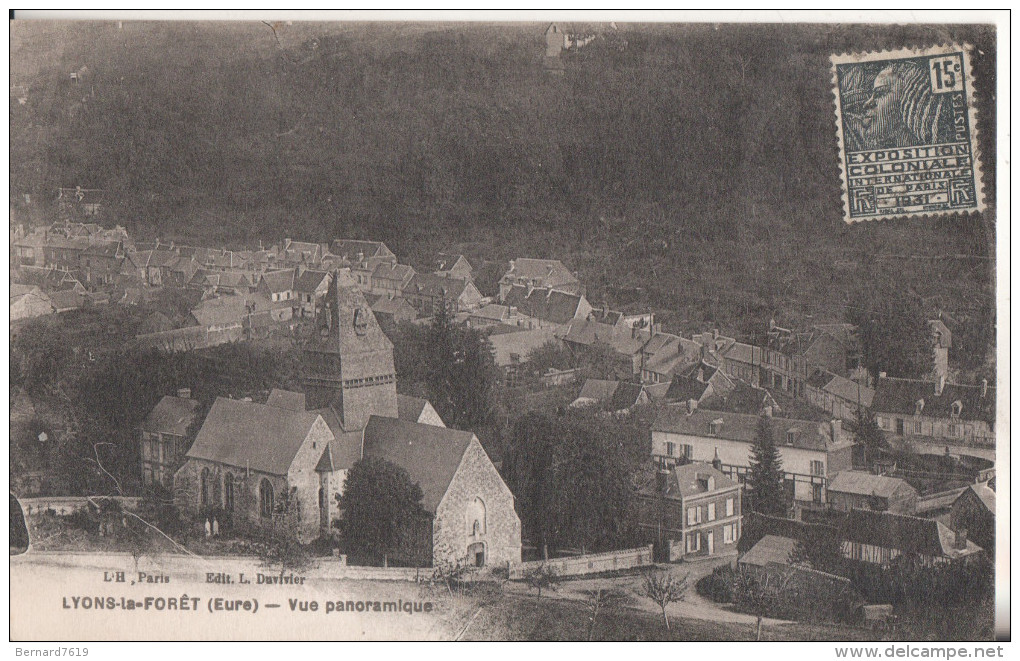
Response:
204,519,212,538
212,518,220,537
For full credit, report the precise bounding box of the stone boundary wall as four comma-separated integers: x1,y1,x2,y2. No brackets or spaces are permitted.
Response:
508,544,654,580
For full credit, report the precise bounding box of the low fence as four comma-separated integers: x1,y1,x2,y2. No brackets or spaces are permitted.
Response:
18,496,143,516
508,545,654,580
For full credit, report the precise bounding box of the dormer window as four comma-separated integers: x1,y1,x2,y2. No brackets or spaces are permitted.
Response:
951,400,963,418
709,419,723,435
786,429,796,445
915,399,925,416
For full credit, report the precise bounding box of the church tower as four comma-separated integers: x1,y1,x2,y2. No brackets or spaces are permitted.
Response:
303,270,398,431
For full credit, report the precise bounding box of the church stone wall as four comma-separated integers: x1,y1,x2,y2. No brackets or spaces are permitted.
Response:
433,438,521,568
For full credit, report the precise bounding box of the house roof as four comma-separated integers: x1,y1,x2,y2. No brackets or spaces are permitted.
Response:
470,304,512,322
652,407,849,453
666,461,737,498
187,397,323,476
504,286,586,325
828,471,916,499
329,239,394,262
190,294,268,328
842,509,983,559
562,316,651,356
823,374,875,409
372,262,415,283
404,272,471,300
362,416,475,512
140,396,202,436
573,379,646,411
501,258,578,287
260,269,295,293
397,394,428,422
487,327,561,367
739,535,798,568
963,482,995,514
370,295,415,316
699,382,778,416
266,388,306,411
432,253,472,274
872,377,994,424
49,289,84,311
722,341,763,365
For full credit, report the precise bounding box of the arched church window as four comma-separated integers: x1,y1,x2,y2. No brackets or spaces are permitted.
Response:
200,468,210,508
224,472,235,511
260,479,274,518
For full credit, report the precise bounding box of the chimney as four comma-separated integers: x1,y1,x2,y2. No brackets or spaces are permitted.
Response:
712,447,722,472
687,398,698,414
176,388,191,399
830,419,842,442
935,374,946,396
954,528,968,550
655,469,670,495
981,379,988,398
763,405,774,418
879,371,887,379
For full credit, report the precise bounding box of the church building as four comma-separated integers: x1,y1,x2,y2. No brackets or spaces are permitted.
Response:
173,270,521,568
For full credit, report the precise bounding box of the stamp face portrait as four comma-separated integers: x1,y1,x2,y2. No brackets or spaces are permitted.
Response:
831,45,984,222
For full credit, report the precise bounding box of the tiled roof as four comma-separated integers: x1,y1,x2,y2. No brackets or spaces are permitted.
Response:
397,394,428,422
574,379,645,411
370,296,415,316
842,509,983,559
872,377,994,424
260,269,295,293
266,388,306,411
140,396,201,436
372,262,415,283
823,374,874,409
722,341,763,365
49,289,84,311
828,471,916,499
739,535,798,567
964,482,995,514
306,270,393,357
432,253,472,273
487,327,560,367
362,416,475,512
188,397,323,476
504,286,586,325
652,407,848,453
329,239,394,262
501,258,577,286
469,304,511,322
404,273,471,299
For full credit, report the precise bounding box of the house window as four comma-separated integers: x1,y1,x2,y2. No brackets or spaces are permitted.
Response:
666,442,676,457
686,533,701,553
786,430,796,445
725,498,734,517
723,523,736,543
810,460,824,476
947,423,960,437
687,506,702,525
681,444,693,460
812,483,823,504
259,479,274,518
707,502,716,521
913,421,922,434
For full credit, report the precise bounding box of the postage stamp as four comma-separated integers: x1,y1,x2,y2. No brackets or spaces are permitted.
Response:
831,44,985,223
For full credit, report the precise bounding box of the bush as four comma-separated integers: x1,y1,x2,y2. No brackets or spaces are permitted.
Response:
696,564,736,603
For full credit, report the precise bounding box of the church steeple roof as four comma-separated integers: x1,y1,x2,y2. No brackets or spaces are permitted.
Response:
311,269,393,355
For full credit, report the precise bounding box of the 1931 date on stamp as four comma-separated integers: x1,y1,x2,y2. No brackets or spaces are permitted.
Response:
831,44,984,223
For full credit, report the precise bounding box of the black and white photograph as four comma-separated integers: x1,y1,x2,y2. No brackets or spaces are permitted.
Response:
7,10,1008,648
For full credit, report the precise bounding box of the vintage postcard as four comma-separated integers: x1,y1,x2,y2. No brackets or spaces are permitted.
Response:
7,11,1007,650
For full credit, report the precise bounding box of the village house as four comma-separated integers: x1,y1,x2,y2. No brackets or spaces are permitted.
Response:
277,239,323,267
403,272,483,318
174,271,521,567
10,284,54,321
826,470,919,515
718,341,765,387
498,258,582,300
138,390,202,488
368,294,417,328
871,376,995,447
369,262,416,299
569,379,650,415
13,265,86,294
840,509,983,567
467,303,522,328
11,228,47,267
487,326,562,388
663,360,736,406
41,236,89,270
561,308,655,379
327,240,398,289
651,407,853,507
501,285,592,330
633,461,742,562
430,253,474,281
639,332,702,385
698,381,780,417
805,370,875,422
949,482,995,553
80,240,125,287
760,322,859,398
